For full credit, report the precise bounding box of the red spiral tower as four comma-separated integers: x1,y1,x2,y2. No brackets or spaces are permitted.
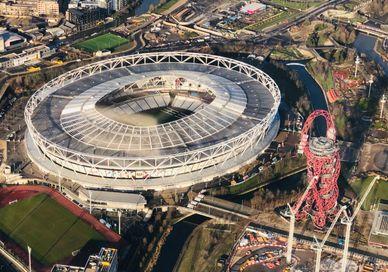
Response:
295,110,340,229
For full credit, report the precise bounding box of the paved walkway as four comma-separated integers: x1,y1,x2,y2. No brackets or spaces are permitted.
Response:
358,143,387,174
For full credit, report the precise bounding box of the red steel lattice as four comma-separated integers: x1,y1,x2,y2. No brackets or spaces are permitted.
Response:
295,110,340,229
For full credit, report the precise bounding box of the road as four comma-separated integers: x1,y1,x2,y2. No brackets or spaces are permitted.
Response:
319,16,388,39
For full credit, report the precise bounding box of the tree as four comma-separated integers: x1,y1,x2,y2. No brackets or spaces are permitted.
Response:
148,225,154,234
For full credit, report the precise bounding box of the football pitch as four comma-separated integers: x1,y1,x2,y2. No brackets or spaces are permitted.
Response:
0,194,106,265
75,33,128,52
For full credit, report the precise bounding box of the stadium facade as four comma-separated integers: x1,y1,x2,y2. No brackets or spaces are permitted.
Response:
25,52,280,191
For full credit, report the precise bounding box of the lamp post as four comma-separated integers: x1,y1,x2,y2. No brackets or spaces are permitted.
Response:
118,210,122,235
368,75,373,98
380,94,386,119
354,55,360,78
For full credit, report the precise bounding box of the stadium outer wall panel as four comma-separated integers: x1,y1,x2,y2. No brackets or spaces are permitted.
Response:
25,117,279,191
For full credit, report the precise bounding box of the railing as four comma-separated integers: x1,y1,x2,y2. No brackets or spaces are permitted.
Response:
0,241,29,272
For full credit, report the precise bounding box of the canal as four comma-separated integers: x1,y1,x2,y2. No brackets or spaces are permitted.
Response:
353,33,388,76
285,63,328,136
134,0,162,15
152,214,209,272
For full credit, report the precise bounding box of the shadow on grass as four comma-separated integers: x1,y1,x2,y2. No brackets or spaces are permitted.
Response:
67,239,117,267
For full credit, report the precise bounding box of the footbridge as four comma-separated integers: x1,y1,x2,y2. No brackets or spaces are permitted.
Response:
185,194,259,223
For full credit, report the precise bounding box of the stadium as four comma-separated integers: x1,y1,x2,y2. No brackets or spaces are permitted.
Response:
25,52,280,191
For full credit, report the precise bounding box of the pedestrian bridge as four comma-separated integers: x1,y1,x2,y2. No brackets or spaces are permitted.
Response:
185,194,259,223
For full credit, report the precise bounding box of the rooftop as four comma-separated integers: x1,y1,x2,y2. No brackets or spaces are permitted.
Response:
31,62,274,157
84,248,117,272
81,189,147,205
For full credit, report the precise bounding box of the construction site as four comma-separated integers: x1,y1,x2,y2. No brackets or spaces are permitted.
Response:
227,223,386,272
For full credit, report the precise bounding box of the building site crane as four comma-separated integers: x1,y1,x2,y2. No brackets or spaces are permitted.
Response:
312,205,347,272
286,176,316,264
340,175,380,272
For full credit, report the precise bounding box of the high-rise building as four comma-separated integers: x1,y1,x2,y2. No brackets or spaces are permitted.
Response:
0,0,59,17
111,0,128,12
37,0,60,16
65,7,107,31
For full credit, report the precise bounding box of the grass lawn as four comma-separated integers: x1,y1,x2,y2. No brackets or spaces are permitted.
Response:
372,119,388,131
350,176,388,210
269,0,322,10
177,224,238,272
156,0,180,13
306,61,335,91
246,11,298,32
75,33,129,53
270,47,305,60
211,156,306,196
0,194,106,265
115,106,192,126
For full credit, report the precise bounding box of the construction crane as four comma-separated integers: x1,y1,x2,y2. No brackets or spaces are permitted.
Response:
286,176,317,264
312,205,347,272
340,175,380,272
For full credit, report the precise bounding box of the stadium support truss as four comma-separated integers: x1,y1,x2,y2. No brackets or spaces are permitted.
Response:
296,110,340,228
25,52,280,191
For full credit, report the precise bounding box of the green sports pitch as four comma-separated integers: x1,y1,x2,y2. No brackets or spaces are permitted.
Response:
0,194,106,265
350,176,388,210
75,33,128,52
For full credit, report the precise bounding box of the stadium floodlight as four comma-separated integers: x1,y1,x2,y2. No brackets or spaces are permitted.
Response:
118,210,122,235
28,245,32,272
88,191,92,214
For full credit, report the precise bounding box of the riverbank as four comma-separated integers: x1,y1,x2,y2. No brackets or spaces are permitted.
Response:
151,214,209,272
286,62,329,135
173,221,241,272
210,156,306,196
354,33,388,76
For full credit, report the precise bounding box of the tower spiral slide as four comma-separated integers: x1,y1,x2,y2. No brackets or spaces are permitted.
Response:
296,110,341,229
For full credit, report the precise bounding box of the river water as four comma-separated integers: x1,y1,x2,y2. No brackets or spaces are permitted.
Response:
353,33,388,76
286,63,328,136
152,214,209,272
134,0,162,15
